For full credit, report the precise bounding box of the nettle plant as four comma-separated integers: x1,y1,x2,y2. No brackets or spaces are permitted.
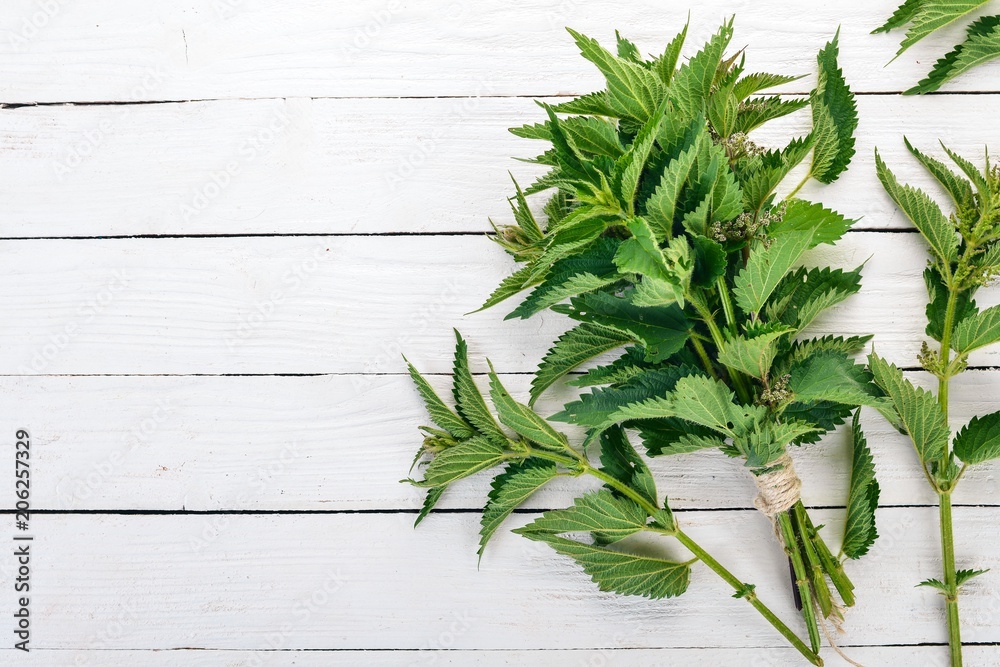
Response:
873,142,1000,666
406,21,884,665
875,1,1000,94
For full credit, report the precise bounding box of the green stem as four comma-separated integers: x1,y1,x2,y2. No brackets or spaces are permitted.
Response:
715,275,739,335
674,529,823,667
777,512,822,654
792,504,833,619
786,172,811,201
804,510,855,607
940,491,963,667
938,287,959,419
536,450,822,666
690,336,719,380
691,296,753,404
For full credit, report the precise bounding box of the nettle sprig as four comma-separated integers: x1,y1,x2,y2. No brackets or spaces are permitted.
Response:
873,142,1000,666
874,1,1000,94
407,21,882,665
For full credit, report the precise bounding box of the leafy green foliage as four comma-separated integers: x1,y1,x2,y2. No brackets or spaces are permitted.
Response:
718,327,792,380
598,426,658,507
954,412,1000,464
734,232,814,314
868,353,949,466
809,30,858,184
517,489,649,542
489,368,572,451
480,459,559,556
842,411,880,559
531,321,634,404
952,304,1000,354
412,437,511,488
875,0,999,93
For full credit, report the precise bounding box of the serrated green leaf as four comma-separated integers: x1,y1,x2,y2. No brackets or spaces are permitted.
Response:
868,353,950,465
651,22,689,85
741,135,815,212
670,19,735,118
554,292,690,363
789,351,885,408
406,358,475,439
531,322,634,405
908,15,1000,94
810,30,858,184
611,375,744,436
953,411,1000,464
952,304,1000,354
733,73,806,100
874,0,924,34
415,486,446,526
510,238,621,319
718,327,793,380
553,366,699,430
516,532,691,599
956,568,990,586
918,577,950,592
733,232,814,314
904,138,976,209
767,265,863,333
924,266,979,342
896,1,990,57
413,436,510,488
767,199,856,248
512,115,625,160
489,370,571,451
843,410,880,559
479,459,559,556
875,150,958,264
598,426,657,507
551,91,619,117
615,101,667,206
452,331,507,445
476,265,539,313
644,136,701,239
518,489,649,542
733,96,810,135
774,335,873,377
636,419,726,456
568,28,665,121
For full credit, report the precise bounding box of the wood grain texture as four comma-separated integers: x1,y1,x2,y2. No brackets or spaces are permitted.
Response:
0,95,997,237
0,232,996,375
5,647,999,666
1,511,998,652
1,0,999,103
5,371,1000,512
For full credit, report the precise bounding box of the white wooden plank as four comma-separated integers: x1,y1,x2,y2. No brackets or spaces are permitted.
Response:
1,0,998,102
0,232,995,375
3,510,998,651
5,371,1000,512
6,647,998,666
1,95,997,237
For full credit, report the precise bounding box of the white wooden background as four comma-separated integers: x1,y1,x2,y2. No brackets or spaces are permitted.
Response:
1,1,1000,665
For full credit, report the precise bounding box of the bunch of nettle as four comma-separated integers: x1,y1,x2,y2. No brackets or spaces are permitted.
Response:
402,19,1000,667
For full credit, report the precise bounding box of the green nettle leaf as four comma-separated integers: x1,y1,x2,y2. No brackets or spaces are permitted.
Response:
568,28,665,121
452,332,508,445
553,366,699,431
489,370,571,451
531,322,634,405
598,426,657,507
405,359,475,439
868,353,950,465
718,327,792,380
809,30,858,184
415,486,446,526
734,232,814,314
904,137,976,209
924,267,979,343
873,0,924,34
480,459,560,556
615,101,668,206
767,199,856,248
788,352,885,408
875,150,959,265
733,96,810,135
767,265,863,333
774,335,873,377
643,137,701,239
842,410,880,559
477,265,540,312
952,304,1000,355
651,22,689,85
512,115,625,160
515,532,691,599
612,375,745,436
669,19,734,117
895,1,991,57
554,292,691,363
637,419,726,456
413,437,510,488
733,72,805,100
518,489,649,542
953,412,1000,465
956,568,990,586
908,16,1000,94
740,135,815,212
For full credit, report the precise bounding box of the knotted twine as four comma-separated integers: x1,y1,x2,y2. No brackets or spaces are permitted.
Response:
750,451,867,667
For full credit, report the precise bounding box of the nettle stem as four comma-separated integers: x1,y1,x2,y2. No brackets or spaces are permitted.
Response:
936,266,964,667
530,447,823,666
